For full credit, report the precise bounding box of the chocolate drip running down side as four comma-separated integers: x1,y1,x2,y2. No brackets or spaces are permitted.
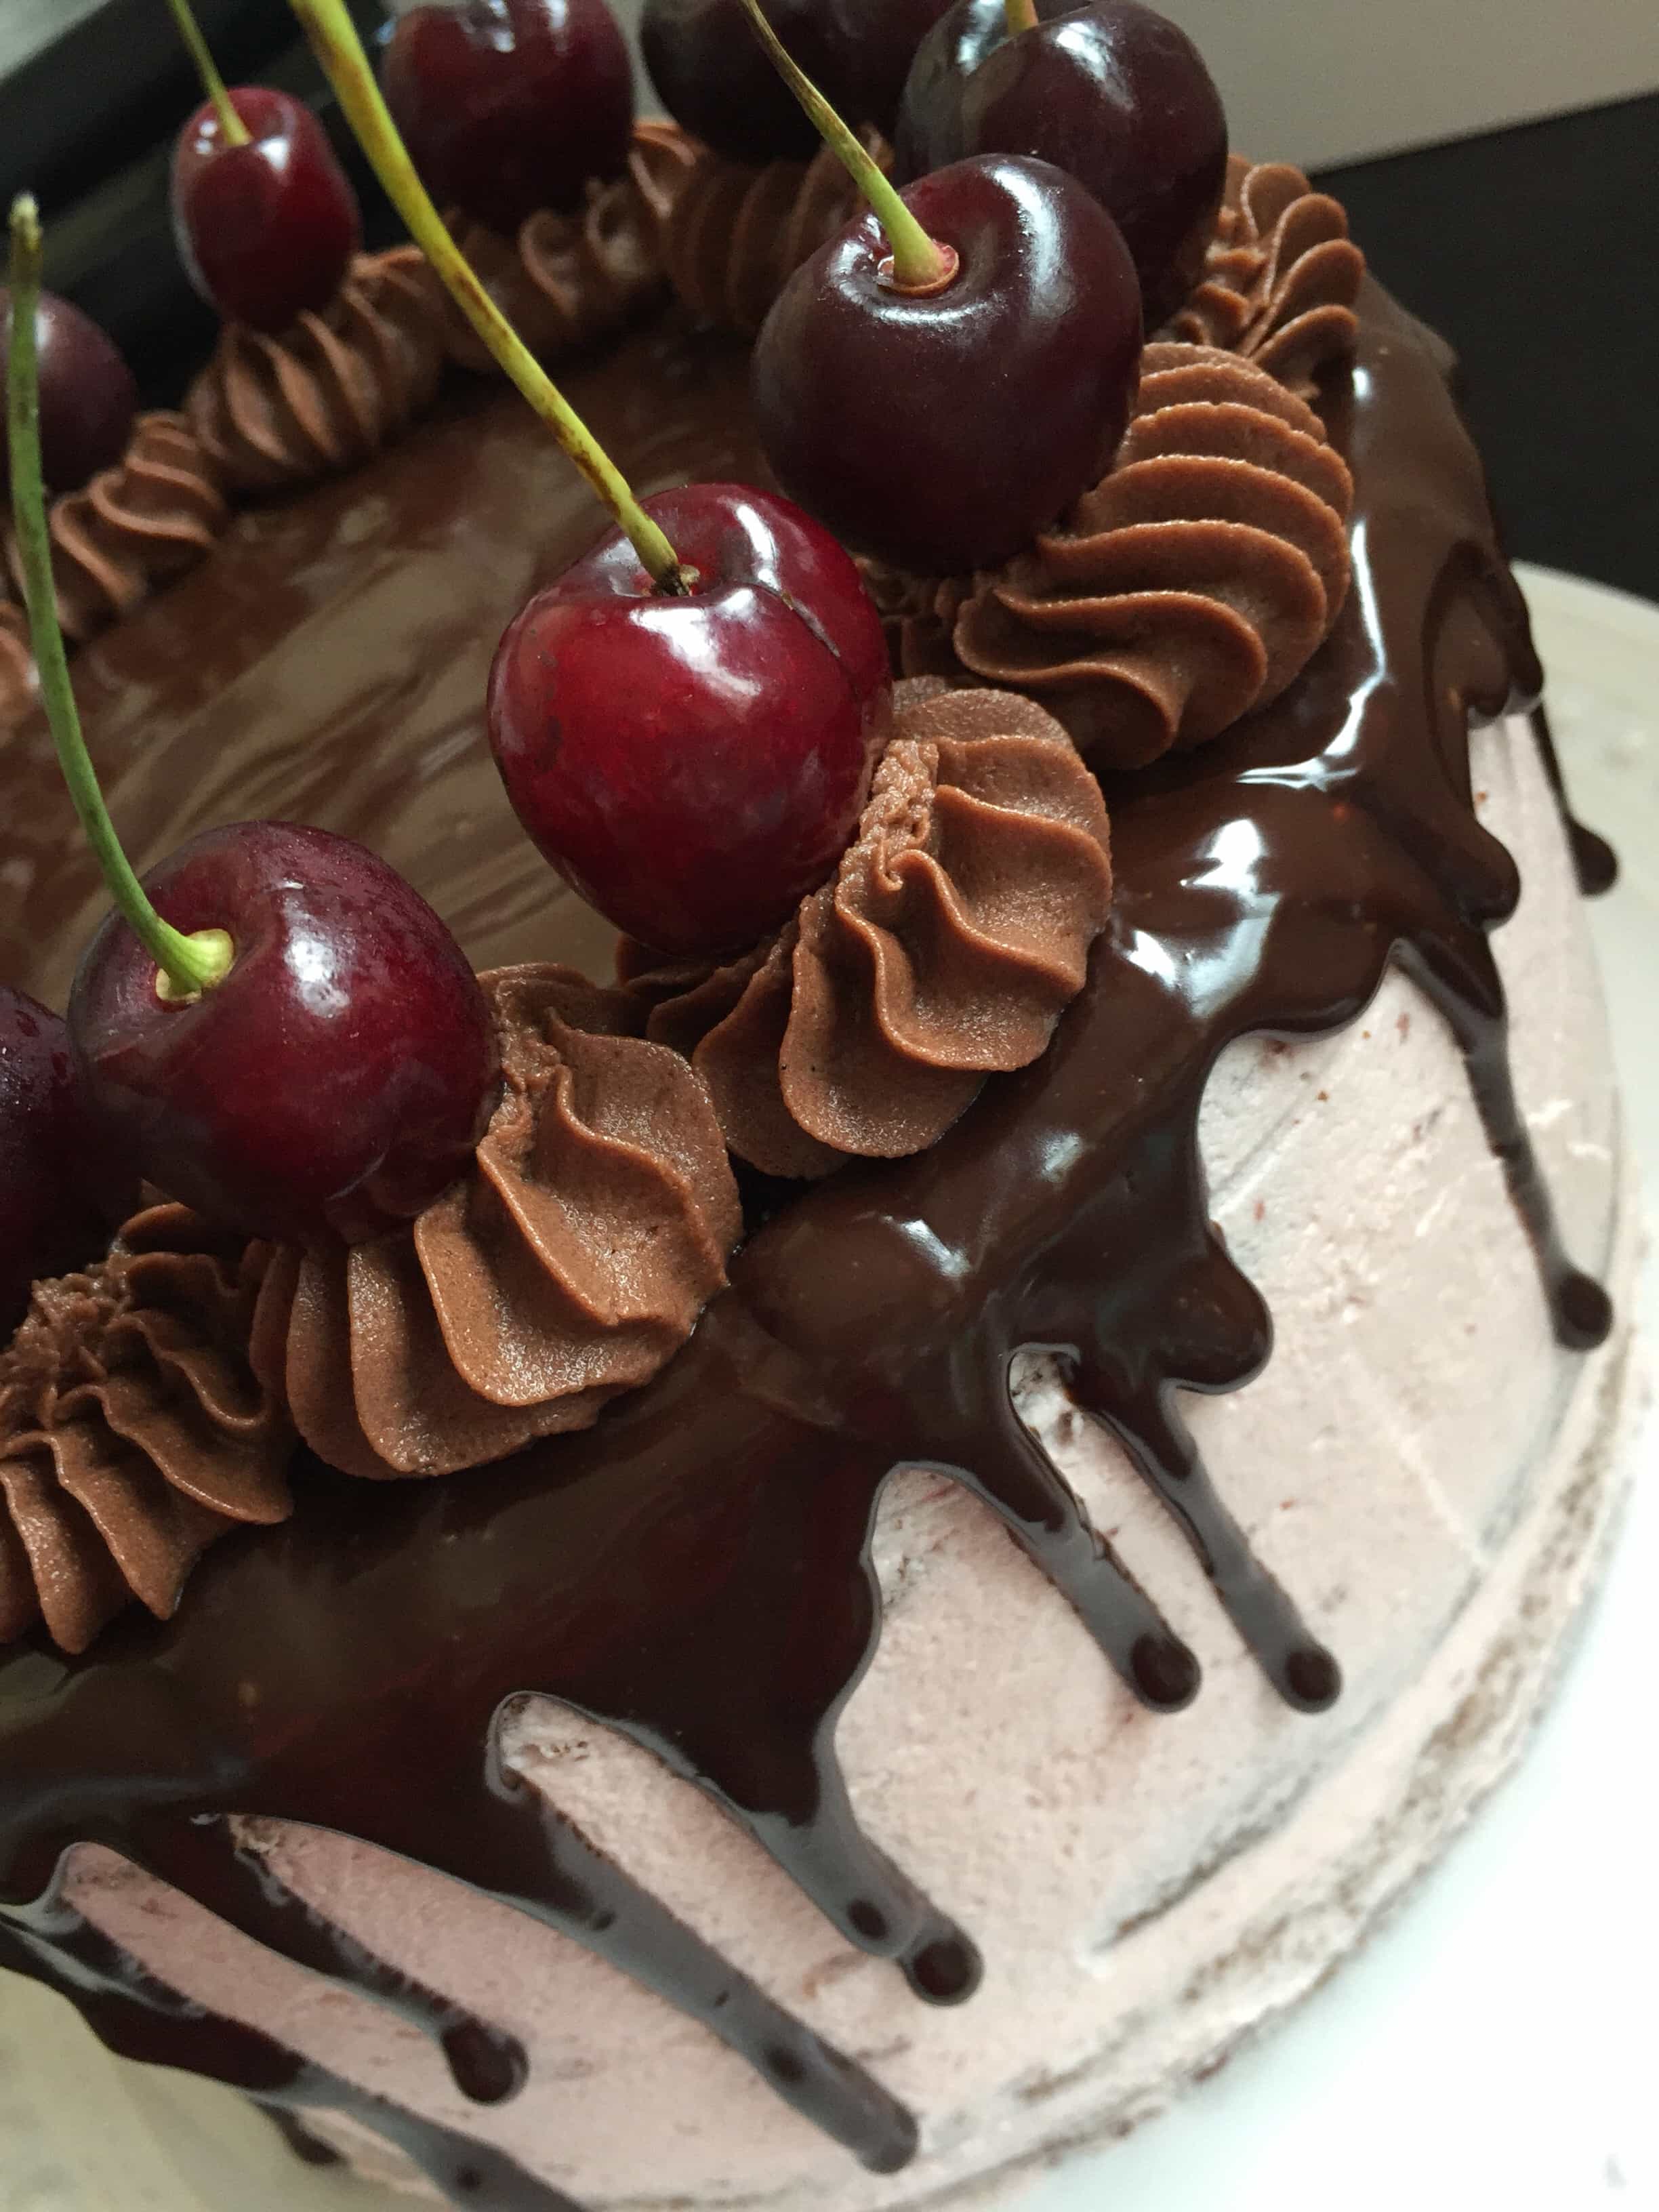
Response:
0,281,1613,2212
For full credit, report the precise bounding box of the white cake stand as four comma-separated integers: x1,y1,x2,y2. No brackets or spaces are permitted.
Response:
1,564,1654,2212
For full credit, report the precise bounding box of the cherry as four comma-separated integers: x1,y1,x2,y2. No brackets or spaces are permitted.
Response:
896,0,1227,327
171,87,361,333
0,287,136,495
489,483,890,957
69,823,500,1247
382,0,635,234
0,987,119,1338
642,0,956,161
752,152,1142,574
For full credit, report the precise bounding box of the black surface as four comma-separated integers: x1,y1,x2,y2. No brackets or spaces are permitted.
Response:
1,1,1653,602
1315,94,1658,603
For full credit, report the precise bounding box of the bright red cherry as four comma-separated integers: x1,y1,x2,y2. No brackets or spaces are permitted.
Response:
382,0,635,234
0,988,124,1337
0,287,136,495
642,0,955,161
171,87,361,333
488,484,891,958
68,824,500,1248
752,153,1142,575
896,0,1227,327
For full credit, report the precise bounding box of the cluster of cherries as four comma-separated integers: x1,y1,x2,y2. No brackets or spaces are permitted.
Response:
3,0,1223,1335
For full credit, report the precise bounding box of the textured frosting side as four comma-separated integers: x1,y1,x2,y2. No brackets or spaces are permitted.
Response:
623,681,1113,1178
2,411,227,649
185,248,449,495
659,133,884,336
0,600,33,727
1166,154,1366,395
867,346,1355,768
0,1203,292,1655
443,123,697,373
253,965,742,1481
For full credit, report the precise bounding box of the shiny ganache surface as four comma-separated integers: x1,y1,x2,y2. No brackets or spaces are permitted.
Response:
0,283,1612,2209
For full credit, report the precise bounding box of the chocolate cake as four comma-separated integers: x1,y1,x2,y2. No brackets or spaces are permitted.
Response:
0,8,1633,2208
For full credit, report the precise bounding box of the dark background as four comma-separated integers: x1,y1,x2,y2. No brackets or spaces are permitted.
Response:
1,3,1654,600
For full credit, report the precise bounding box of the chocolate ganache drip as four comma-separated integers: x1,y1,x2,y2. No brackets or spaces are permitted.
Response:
0,280,1614,2212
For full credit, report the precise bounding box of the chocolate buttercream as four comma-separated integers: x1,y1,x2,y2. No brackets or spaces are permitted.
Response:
443,123,697,373
624,682,1113,1177
867,345,1355,767
185,248,448,495
659,132,885,336
1167,155,1366,396
0,600,32,727
0,1202,291,1655
252,966,741,1481
2,411,227,651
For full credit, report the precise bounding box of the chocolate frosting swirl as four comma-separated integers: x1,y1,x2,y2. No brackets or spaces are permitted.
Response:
252,966,742,1481
185,248,449,495
0,1202,293,1655
1166,155,1366,396
442,123,697,373
3,411,227,649
623,681,1113,1179
0,599,33,729
867,346,1355,768
658,131,886,337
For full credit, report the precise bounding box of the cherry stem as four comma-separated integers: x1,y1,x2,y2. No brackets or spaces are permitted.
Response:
287,0,690,595
735,0,952,293
1004,0,1040,33
6,198,233,1003
165,0,253,148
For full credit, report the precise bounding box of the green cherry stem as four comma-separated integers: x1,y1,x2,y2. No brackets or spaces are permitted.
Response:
1004,0,1040,34
6,197,232,1003
288,0,689,594
735,0,957,295
165,0,252,148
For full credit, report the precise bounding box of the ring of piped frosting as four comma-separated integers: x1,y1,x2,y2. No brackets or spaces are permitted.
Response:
184,247,450,494
653,131,885,336
1166,154,1366,395
0,1202,293,1656
865,346,1355,769
441,123,697,373
2,411,227,649
251,966,742,1481
621,680,1113,1179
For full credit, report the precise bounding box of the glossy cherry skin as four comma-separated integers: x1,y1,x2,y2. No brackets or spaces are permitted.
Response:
171,88,361,333
0,988,125,1337
752,154,1142,576
897,0,1227,327
68,824,500,1248
641,0,955,161
488,484,890,958
382,0,634,233
0,287,136,495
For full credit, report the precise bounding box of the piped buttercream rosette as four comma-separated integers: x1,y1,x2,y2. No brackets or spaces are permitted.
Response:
185,247,449,494
1165,154,1366,395
0,1203,293,1655
622,681,1113,1179
252,966,742,1481
441,122,699,373
863,345,1355,769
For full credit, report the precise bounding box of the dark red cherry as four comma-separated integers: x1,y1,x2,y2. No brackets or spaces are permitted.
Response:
488,483,890,958
382,0,635,233
171,87,361,333
0,287,136,495
642,0,954,162
896,0,1227,327
0,988,123,1337
68,823,500,1248
752,153,1142,575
